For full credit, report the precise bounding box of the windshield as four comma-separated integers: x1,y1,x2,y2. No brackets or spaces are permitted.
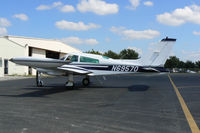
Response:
66,55,79,62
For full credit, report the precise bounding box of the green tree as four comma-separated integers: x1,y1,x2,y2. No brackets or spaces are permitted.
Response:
103,50,120,59
85,49,102,55
164,56,180,68
185,61,195,69
177,61,185,68
119,49,139,59
195,61,200,68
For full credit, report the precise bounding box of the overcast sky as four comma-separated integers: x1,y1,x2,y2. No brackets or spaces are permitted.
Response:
0,0,200,61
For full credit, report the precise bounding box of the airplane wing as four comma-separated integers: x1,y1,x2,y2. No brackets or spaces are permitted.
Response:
57,65,92,74
10,57,92,75
9,57,70,68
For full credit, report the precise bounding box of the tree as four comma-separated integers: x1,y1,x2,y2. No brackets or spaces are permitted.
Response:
85,49,102,55
178,61,185,68
103,50,120,59
185,61,195,69
195,61,200,68
119,49,139,59
164,56,180,68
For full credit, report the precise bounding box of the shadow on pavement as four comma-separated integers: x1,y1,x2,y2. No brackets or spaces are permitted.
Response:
0,85,82,98
0,84,149,98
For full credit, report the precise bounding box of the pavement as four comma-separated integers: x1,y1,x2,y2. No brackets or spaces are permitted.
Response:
0,73,199,133
0,75,32,81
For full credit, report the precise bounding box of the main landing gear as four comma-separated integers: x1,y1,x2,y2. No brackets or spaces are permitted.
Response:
36,71,44,87
82,76,90,87
65,74,90,87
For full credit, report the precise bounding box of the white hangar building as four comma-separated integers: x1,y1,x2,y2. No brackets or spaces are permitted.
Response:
0,36,81,77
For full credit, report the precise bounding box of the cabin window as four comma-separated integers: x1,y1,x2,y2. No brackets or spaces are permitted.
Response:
80,56,99,63
102,56,110,59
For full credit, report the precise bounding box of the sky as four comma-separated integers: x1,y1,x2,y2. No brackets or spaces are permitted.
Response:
0,0,200,62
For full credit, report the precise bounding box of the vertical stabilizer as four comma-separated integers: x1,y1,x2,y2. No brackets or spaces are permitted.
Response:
143,37,176,66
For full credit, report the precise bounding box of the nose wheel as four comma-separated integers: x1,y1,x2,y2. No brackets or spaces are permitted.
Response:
65,81,74,87
65,73,74,88
82,78,90,86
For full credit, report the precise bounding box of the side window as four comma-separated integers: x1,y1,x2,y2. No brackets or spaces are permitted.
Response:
0,57,2,67
80,56,99,63
71,55,78,62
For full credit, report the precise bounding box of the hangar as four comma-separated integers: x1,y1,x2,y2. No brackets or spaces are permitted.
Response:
0,36,81,77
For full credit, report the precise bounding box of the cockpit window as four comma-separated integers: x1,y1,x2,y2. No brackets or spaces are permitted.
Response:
80,56,99,63
66,55,79,62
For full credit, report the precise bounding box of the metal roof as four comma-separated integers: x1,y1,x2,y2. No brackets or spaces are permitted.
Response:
3,35,81,53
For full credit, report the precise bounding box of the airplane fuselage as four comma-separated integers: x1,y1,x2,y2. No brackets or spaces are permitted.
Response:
10,55,168,76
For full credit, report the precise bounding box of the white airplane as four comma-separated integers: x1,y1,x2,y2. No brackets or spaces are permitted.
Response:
10,37,176,87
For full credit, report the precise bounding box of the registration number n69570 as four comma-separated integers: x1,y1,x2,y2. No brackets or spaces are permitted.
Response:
111,65,139,72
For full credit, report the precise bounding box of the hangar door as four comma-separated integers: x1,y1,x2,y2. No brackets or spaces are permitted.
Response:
46,50,60,59
4,59,8,74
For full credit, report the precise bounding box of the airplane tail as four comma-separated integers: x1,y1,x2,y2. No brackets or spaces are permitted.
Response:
140,37,176,67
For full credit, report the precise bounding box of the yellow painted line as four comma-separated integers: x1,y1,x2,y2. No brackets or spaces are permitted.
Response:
168,74,200,133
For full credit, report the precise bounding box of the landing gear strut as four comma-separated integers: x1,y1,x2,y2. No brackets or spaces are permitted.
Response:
36,71,44,87
82,76,90,87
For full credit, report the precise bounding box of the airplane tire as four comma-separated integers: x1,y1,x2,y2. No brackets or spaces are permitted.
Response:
82,78,90,86
65,82,74,88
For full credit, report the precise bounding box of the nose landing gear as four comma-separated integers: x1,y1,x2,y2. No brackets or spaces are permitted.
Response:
65,73,74,87
36,71,44,87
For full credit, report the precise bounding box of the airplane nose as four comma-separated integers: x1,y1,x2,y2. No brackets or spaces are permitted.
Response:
9,58,14,62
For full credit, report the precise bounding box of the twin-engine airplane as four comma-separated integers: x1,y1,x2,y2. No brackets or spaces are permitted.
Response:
10,37,176,87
